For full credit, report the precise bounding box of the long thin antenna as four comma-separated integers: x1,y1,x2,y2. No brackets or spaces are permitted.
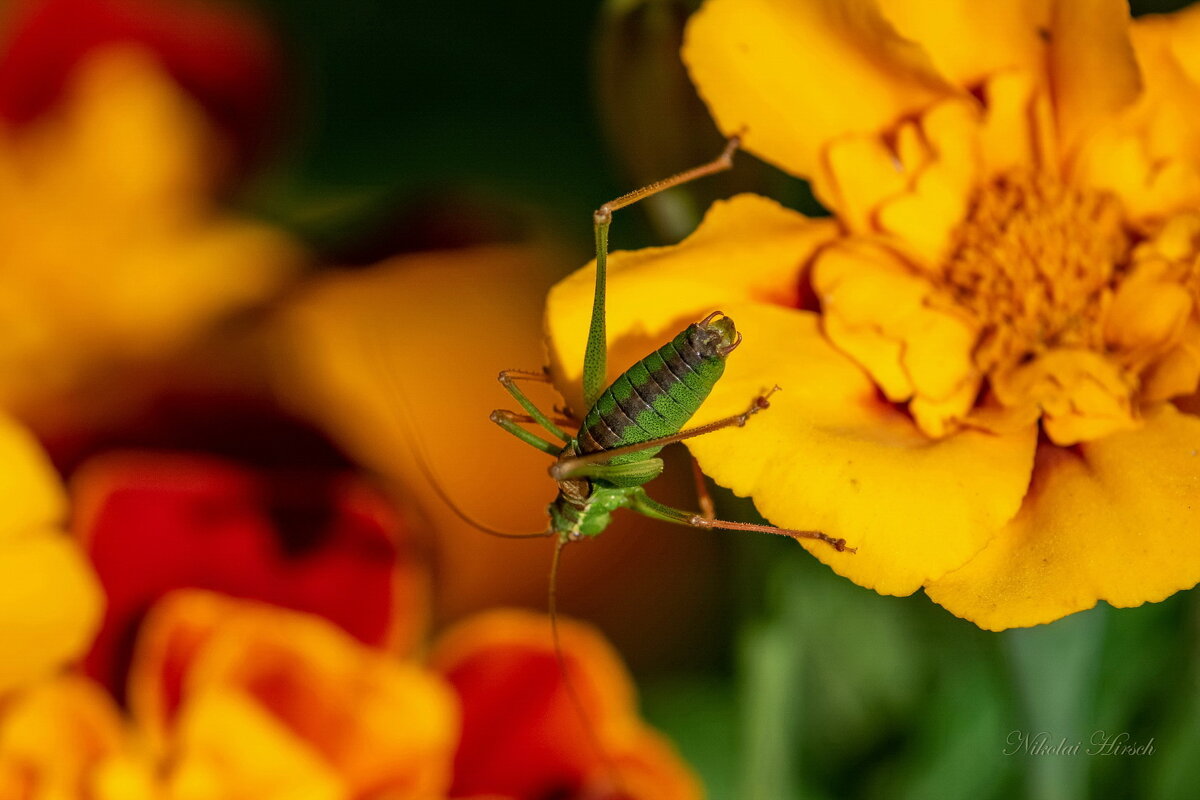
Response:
363,325,553,540
548,537,627,794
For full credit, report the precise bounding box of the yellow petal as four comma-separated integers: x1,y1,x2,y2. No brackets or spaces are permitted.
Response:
1050,0,1142,160
167,691,344,800
683,0,956,180
991,349,1138,446
874,99,981,264
927,403,1200,630
684,304,1036,595
0,532,103,693
546,193,839,413
877,0,1049,87
0,412,65,536
814,237,979,415
0,676,134,799
978,71,1044,175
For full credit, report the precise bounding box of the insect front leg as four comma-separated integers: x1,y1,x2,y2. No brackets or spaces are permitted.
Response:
497,369,573,442
490,409,562,455
627,488,855,554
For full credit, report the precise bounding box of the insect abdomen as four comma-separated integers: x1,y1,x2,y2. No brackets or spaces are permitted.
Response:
577,324,726,455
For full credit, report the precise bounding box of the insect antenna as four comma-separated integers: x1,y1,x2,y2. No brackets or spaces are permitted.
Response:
363,325,553,540
548,537,628,795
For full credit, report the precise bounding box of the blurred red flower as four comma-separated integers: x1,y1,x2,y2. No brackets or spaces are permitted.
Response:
74,449,428,700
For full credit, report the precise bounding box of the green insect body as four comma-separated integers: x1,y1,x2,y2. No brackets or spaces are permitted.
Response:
548,315,740,538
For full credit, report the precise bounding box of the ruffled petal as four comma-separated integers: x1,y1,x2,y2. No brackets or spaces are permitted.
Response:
927,403,1200,630
1074,6,1200,221
683,0,956,180
684,304,1036,595
877,0,1049,87
1050,0,1142,160
814,238,980,434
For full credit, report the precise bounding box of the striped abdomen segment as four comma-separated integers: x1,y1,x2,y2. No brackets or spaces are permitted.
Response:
576,322,728,455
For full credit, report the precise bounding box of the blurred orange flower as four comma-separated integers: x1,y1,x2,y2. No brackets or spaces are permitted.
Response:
0,412,101,694
432,610,702,800
0,39,303,424
546,0,1200,629
0,676,155,800
131,590,459,800
72,449,428,699
0,593,698,799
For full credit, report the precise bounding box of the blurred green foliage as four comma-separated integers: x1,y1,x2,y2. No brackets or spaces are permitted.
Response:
235,0,1200,797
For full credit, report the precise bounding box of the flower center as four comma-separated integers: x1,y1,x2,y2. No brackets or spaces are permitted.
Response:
940,170,1132,373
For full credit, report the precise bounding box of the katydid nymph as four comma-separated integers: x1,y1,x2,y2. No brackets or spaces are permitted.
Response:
488,136,856,569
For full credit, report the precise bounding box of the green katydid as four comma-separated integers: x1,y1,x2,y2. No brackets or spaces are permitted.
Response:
486,135,856,564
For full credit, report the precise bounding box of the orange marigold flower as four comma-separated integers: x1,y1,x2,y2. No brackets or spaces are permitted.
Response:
0,412,102,693
546,0,1200,629
130,589,459,799
430,609,702,800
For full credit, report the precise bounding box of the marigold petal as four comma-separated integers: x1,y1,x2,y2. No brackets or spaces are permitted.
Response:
0,532,103,693
991,349,1138,446
978,71,1044,175
814,238,978,417
683,0,955,181
874,99,981,264
927,404,1200,630
546,194,838,413
877,0,1049,87
683,304,1037,595
1050,0,1142,159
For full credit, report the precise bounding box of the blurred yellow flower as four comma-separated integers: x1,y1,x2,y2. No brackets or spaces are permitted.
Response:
547,0,1200,629
0,412,101,693
0,44,303,423
0,676,155,800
